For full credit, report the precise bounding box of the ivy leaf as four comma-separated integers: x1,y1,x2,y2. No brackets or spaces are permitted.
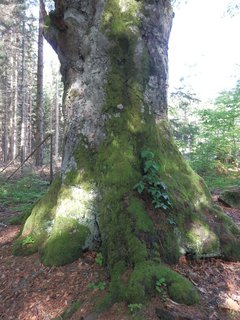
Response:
152,163,160,171
161,204,168,210
144,160,154,173
133,181,145,193
162,194,169,200
167,218,176,225
160,182,167,190
141,150,154,160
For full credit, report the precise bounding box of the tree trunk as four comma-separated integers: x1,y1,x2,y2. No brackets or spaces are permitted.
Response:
20,17,27,165
15,0,240,306
2,69,9,163
35,0,45,166
54,73,59,161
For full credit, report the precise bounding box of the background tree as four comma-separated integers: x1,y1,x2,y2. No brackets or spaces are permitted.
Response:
169,78,200,157
190,81,240,175
0,0,62,166
35,0,45,166
15,0,240,307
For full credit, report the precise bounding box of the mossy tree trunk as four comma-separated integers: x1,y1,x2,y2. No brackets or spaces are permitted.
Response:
15,0,240,305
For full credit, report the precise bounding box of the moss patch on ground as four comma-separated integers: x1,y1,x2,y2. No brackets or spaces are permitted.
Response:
219,187,240,209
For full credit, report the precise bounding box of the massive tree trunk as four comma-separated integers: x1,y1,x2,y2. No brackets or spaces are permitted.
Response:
15,0,240,306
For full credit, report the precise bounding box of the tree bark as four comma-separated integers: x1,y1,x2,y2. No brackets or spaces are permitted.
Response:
20,17,27,165
15,0,240,306
54,73,60,161
35,0,45,166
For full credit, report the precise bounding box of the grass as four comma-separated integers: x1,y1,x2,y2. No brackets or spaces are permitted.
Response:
0,173,49,222
201,170,240,192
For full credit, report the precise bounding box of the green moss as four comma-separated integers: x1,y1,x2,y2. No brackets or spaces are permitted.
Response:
220,187,240,209
186,220,220,257
44,15,51,29
128,197,154,233
210,205,240,260
13,177,61,255
126,262,199,305
16,0,239,310
102,0,142,39
41,217,90,266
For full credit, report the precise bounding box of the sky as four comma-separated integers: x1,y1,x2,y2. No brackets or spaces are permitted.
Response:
168,0,240,101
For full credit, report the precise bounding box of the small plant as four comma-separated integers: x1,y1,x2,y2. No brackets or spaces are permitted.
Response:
22,235,35,246
95,252,104,266
128,303,142,313
88,281,106,291
134,150,172,210
167,217,176,225
156,277,167,303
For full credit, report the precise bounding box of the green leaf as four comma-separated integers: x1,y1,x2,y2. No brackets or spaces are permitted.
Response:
141,150,154,160
144,160,154,173
167,218,176,225
133,181,145,193
162,194,169,200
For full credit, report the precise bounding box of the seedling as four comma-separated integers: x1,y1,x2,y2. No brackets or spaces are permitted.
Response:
156,277,167,303
128,303,142,313
88,281,106,291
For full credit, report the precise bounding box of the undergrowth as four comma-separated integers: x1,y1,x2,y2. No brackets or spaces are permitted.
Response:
0,173,48,223
200,170,240,192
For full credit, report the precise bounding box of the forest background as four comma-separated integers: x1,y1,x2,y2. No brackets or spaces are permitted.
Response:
0,0,239,191
0,1,239,319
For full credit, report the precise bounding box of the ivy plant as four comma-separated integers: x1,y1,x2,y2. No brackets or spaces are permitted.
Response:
156,277,167,303
134,150,171,210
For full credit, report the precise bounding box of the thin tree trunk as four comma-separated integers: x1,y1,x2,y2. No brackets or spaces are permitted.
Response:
54,74,59,161
20,18,27,165
9,31,14,161
27,92,33,155
13,44,18,160
35,0,44,166
2,71,9,163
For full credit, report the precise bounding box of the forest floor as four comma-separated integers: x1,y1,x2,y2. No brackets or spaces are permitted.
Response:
0,174,240,319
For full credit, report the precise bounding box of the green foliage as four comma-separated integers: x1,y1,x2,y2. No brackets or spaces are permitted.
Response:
169,80,201,156
22,235,35,245
204,171,240,192
170,80,240,179
156,277,167,303
128,303,142,313
95,253,104,266
88,281,106,291
134,150,171,210
0,174,48,216
7,213,26,225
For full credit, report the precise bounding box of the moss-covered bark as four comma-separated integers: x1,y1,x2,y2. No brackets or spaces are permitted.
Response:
15,0,240,306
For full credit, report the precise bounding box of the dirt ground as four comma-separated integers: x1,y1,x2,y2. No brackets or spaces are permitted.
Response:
0,198,239,320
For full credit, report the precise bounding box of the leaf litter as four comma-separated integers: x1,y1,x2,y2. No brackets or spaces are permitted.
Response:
0,197,239,319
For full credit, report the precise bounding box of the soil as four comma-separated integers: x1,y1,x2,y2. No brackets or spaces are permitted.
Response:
0,196,239,320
